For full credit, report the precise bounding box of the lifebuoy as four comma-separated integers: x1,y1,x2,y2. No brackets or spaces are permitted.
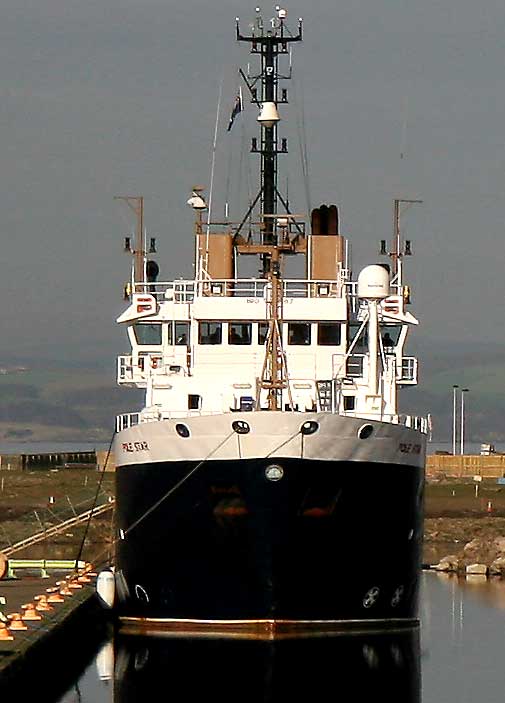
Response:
151,357,160,369
0,552,7,580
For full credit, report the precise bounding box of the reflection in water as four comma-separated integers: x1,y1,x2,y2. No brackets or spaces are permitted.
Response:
55,574,505,703
106,629,420,703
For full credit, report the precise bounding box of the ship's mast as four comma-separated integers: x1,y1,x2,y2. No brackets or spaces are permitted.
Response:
237,9,302,410
382,198,422,286
236,9,302,271
115,195,146,283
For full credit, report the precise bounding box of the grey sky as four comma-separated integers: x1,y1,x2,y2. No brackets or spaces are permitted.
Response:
2,0,505,362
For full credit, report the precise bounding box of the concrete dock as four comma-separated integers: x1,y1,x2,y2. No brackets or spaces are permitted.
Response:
0,569,108,700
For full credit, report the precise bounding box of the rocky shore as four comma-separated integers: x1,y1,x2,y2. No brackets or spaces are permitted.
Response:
424,478,505,576
424,518,505,575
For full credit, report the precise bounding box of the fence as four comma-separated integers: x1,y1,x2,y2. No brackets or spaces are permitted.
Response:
427,454,505,478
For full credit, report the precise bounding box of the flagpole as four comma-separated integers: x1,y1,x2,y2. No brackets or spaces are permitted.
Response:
205,76,224,274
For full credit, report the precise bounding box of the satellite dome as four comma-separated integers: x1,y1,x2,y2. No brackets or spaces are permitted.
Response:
357,265,390,299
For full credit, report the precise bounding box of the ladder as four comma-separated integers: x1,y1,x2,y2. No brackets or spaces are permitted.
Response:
316,380,333,412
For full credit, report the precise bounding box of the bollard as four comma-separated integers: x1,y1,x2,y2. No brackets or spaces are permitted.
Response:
0,621,14,640
46,587,65,604
8,613,28,631
21,603,42,621
34,595,53,612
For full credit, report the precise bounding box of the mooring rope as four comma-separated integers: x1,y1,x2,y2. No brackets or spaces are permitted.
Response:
123,429,236,537
74,429,116,569
91,423,305,568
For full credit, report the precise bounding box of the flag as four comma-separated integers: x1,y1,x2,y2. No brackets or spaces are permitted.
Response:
227,87,243,131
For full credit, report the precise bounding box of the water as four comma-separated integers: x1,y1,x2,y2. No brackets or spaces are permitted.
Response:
53,573,505,703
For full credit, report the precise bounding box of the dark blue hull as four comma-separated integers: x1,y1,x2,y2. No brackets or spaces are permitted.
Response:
114,457,424,627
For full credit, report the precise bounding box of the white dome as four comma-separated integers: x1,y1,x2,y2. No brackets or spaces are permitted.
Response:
357,265,390,299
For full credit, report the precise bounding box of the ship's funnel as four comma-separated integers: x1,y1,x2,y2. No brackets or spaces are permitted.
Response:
257,102,280,127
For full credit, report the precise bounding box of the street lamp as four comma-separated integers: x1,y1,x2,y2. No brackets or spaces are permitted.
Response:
452,385,459,456
460,388,469,455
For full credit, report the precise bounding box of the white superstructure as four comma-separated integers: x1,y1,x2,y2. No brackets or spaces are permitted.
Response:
115,240,424,434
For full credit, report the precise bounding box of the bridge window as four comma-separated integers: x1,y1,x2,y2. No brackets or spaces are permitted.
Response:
381,325,401,349
229,322,252,345
318,323,341,346
343,395,355,411
174,321,190,345
288,322,311,346
348,323,368,352
258,322,269,345
188,394,202,410
133,323,162,346
199,321,222,345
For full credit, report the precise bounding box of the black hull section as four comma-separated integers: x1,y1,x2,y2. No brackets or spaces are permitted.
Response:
114,457,424,626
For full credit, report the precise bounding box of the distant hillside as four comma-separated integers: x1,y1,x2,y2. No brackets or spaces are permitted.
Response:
0,340,503,444
0,360,142,442
402,340,505,443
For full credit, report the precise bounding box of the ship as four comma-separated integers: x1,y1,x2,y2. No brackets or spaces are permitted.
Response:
101,7,428,636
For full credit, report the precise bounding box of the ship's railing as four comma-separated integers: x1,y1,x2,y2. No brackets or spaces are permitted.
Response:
339,411,428,433
132,277,348,301
116,410,429,434
116,409,225,431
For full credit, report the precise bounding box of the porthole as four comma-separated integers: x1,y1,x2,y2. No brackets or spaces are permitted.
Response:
265,464,284,482
300,420,319,436
175,423,190,438
232,420,251,434
358,424,374,440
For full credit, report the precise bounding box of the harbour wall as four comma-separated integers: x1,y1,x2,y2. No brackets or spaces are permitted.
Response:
0,449,502,478
0,451,115,472
427,454,505,479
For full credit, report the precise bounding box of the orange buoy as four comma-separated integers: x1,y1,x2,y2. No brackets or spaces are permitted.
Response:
46,588,65,603
0,552,7,580
35,595,53,612
21,603,42,621
59,584,73,596
8,613,28,631
0,622,14,640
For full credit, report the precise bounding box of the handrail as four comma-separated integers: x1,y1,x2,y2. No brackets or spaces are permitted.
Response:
132,277,349,300
2,501,114,557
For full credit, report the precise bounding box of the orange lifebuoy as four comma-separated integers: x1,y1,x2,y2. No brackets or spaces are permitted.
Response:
151,357,160,369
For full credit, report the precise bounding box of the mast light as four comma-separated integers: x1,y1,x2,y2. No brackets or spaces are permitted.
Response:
187,192,207,210
257,102,280,127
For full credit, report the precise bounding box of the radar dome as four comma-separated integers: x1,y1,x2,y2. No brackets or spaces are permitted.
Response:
357,265,390,299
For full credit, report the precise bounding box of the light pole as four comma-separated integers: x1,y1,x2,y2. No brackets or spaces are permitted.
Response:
452,385,459,455
460,388,469,455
